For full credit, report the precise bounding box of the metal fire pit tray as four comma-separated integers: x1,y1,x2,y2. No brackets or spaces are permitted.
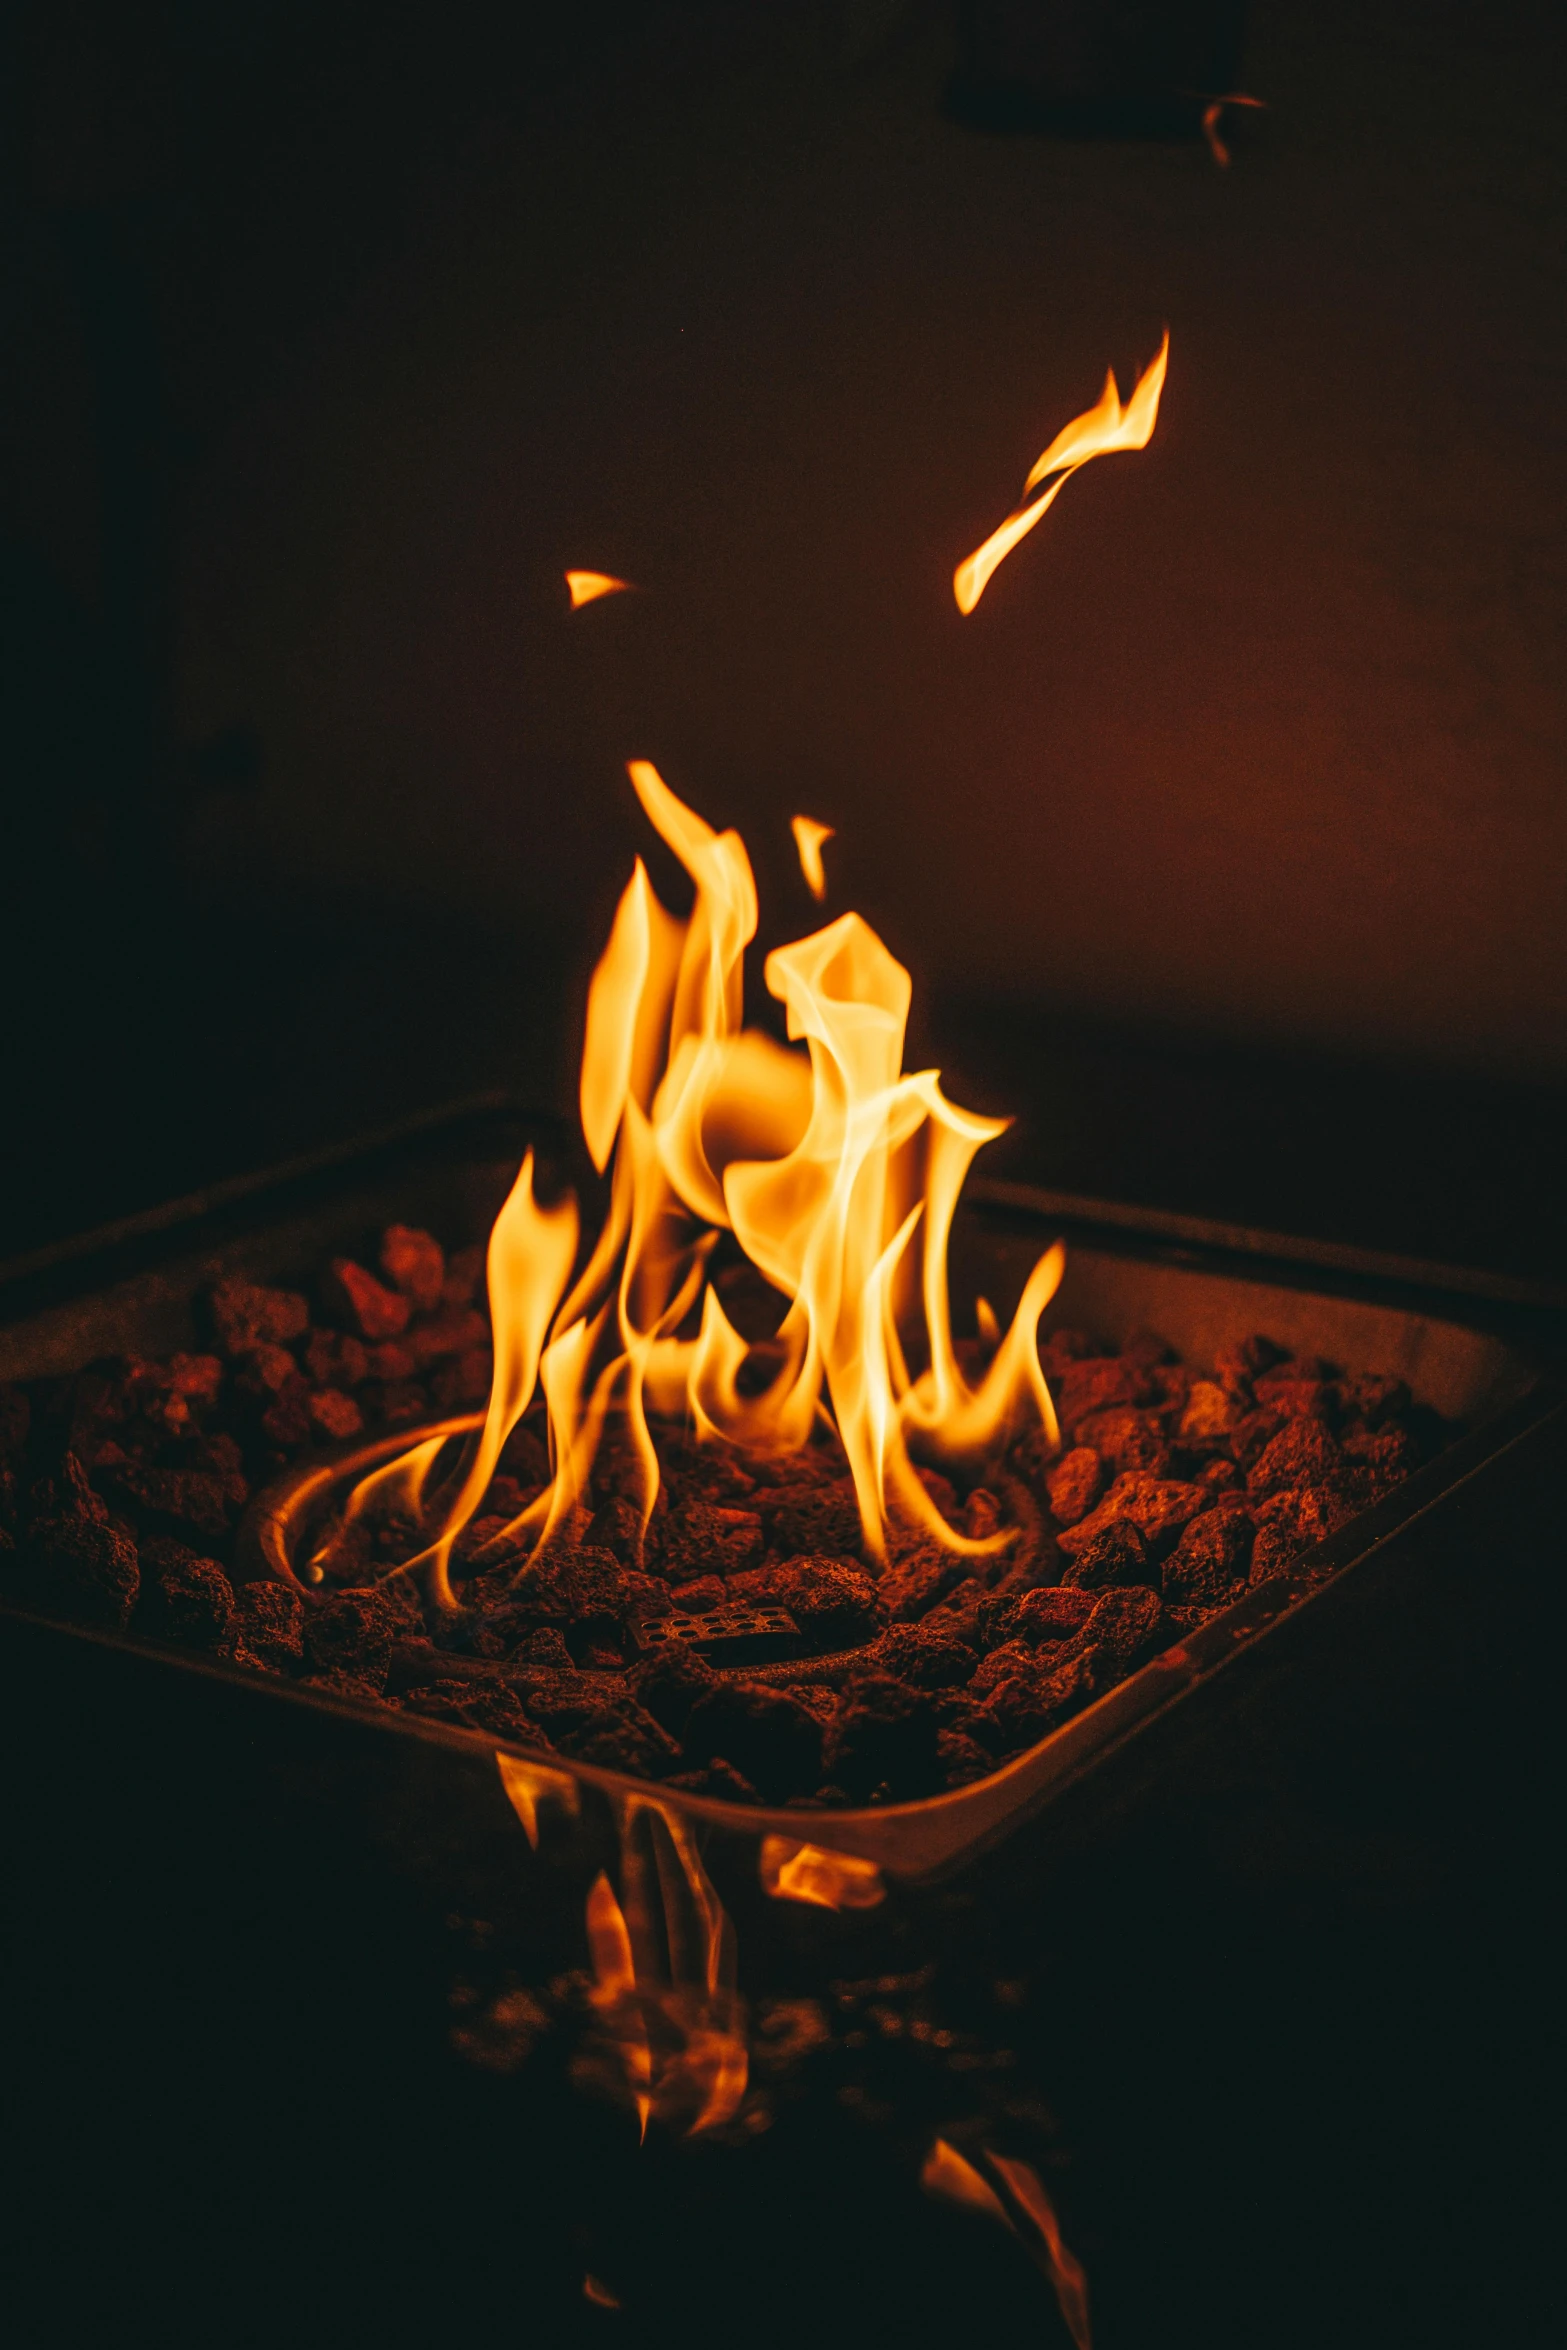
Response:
2,1094,1562,1885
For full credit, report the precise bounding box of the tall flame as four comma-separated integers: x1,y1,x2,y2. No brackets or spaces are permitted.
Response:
953,332,1169,614
354,765,1062,1594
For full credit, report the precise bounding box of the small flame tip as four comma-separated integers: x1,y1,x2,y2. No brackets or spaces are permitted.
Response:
566,569,633,608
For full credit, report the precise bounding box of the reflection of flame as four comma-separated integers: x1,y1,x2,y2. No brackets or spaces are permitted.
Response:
988,2152,1092,2350
496,1751,582,1850
566,569,631,607
953,334,1168,614
1201,92,1267,169
922,2139,1092,2349
356,763,1063,1591
759,1834,884,1911
582,1796,748,2140
790,814,835,902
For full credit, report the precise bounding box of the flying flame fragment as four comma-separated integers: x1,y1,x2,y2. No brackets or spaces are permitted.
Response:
953,331,1169,614
566,569,632,607
790,814,835,902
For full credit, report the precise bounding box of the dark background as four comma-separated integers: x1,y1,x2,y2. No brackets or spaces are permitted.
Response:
1,14,1563,2343
3,0,1566,1269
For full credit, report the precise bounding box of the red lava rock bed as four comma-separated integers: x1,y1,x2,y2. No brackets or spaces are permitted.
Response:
0,1221,1447,1808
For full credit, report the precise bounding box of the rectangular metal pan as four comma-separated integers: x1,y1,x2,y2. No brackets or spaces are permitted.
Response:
2,1100,1560,1884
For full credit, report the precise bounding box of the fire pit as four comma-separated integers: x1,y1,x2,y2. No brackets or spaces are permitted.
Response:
4,756,1562,1896
0,1155,1549,1885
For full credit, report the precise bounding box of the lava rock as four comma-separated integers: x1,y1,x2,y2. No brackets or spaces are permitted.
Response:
406,1308,488,1368
304,1330,370,1389
513,1626,574,1670
762,1476,863,1561
1058,1517,1153,1591
1213,1334,1287,1388
1045,1446,1103,1526
1177,1380,1240,1445
1011,1584,1098,1642
728,1555,885,1648
556,1702,682,1779
665,1760,762,1803
628,1647,718,1737
510,1546,661,1656
1246,1417,1343,1500
969,1649,1098,1753
101,1462,235,1541
658,1501,765,1581
21,1453,139,1629
968,1639,1039,1698
1081,1586,1169,1676
1073,1408,1171,1476
936,1728,992,1786
136,1538,236,1648
867,1622,979,1689
877,1537,971,1623
588,1496,650,1566
1163,1502,1255,1606
1249,1484,1356,1581
307,1388,365,1442
684,1681,823,1800
1056,1471,1207,1562
1340,1422,1423,1493
230,1580,304,1670
1056,1356,1158,1435
379,1225,446,1313
207,1277,309,1357
1337,1372,1412,1428
821,1671,940,1800
1252,1372,1335,1423
400,1676,540,1744
498,1422,550,1485
303,1586,403,1689
325,1259,411,1342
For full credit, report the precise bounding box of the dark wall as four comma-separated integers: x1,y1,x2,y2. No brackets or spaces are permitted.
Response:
174,0,1567,1077
4,0,1566,1242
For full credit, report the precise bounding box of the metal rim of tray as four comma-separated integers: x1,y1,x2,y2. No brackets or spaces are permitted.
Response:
7,1095,1566,1884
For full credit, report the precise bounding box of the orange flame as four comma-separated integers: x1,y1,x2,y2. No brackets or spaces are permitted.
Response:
385,1151,578,1608
759,1835,885,1910
922,2139,1092,2349
566,569,631,607
355,765,1062,1592
953,332,1169,614
790,814,835,902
